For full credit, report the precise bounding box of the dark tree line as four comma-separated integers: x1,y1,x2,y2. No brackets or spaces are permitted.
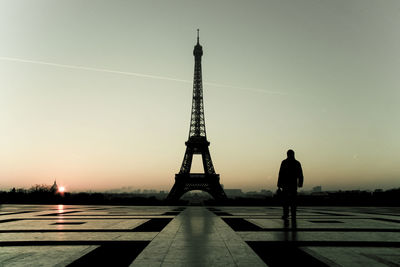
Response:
1,186,399,206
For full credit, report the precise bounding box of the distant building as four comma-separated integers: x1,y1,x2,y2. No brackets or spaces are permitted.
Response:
260,190,273,197
310,186,328,196
50,180,58,193
142,189,157,194
224,189,244,197
312,186,322,193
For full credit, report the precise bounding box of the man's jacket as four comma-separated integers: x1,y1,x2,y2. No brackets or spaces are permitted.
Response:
278,158,303,190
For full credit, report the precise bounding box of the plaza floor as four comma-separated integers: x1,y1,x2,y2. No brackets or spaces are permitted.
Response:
0,205,399,266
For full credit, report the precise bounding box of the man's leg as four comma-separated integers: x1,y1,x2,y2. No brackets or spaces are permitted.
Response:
290,191,297,219
282,190,289,219
283,205,289,219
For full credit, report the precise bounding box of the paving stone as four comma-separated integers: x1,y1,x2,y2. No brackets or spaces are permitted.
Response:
0,205,399,266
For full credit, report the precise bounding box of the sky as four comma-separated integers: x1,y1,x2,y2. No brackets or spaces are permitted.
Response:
0,0,399,192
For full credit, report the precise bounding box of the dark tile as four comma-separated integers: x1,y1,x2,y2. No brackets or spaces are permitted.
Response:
68,241,149,267
309,220,344,223
172,207,186,212
51,222,86,225
312,211,352,216
247,241,328,267
131,218,172,232
40,211,81,216
222,218,263,231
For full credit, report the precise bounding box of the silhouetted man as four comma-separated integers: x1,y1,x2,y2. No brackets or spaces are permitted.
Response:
277,149,303,219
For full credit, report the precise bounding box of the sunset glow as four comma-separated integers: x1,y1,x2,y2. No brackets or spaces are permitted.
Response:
0,1,399,192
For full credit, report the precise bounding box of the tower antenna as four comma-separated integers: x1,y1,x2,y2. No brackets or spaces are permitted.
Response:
197,29,200,44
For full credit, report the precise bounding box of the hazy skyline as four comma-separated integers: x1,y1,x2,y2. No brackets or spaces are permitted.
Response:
1,0,399,192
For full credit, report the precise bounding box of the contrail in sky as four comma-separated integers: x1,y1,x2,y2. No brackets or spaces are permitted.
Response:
0,56,287,95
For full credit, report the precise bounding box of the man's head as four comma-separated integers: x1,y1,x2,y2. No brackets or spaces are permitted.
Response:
287,149,295,159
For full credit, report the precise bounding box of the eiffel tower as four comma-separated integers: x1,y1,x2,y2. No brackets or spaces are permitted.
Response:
166,30,227,201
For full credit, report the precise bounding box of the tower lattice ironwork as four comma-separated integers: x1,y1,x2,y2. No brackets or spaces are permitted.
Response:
167,30,227,201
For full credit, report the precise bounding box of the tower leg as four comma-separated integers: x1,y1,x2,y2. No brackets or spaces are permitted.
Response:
166,181,185,202
180,147,194,174
201,147,215,174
